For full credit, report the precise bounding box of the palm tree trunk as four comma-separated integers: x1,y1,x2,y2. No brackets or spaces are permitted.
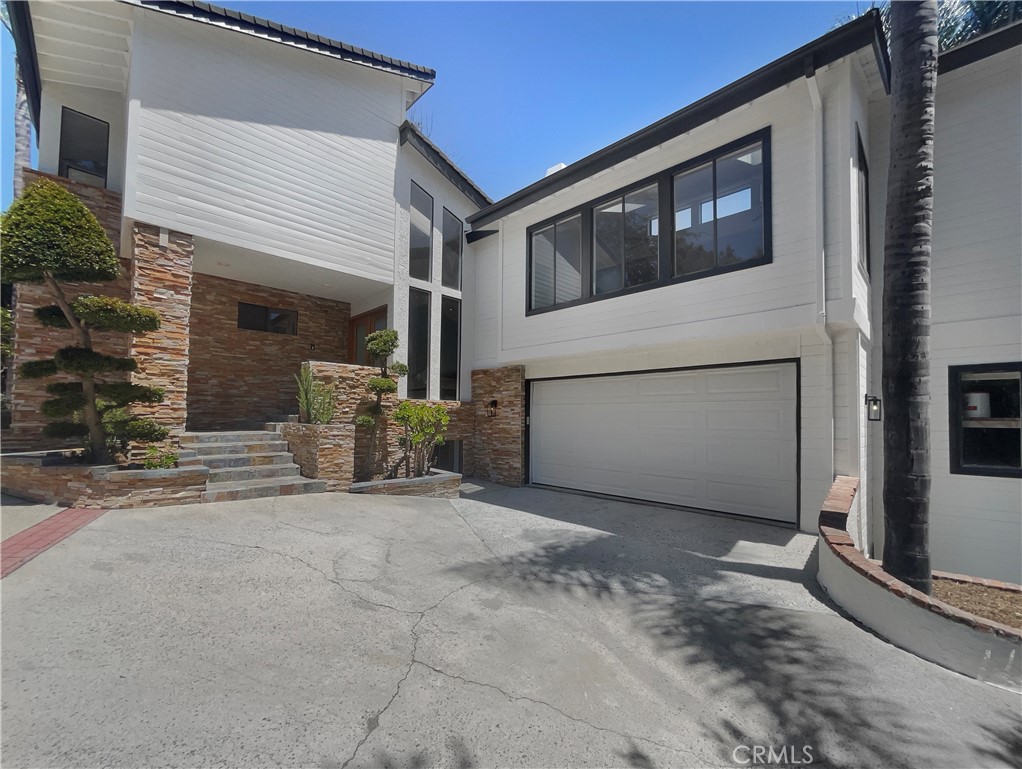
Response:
881,0,938,594
13,64,30,199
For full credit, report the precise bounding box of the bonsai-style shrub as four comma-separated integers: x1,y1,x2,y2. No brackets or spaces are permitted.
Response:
143,445,179,470
1,179,168,463
353,329,407,477
392,400,449,478
295,364,336,424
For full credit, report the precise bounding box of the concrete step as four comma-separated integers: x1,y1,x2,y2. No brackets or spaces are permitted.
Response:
180,431,281,445
189,441,290,456
206,464,301,483
195,452,295,469
201,476,327,503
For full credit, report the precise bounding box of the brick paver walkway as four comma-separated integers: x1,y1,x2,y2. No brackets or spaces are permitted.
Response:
1,508,107,578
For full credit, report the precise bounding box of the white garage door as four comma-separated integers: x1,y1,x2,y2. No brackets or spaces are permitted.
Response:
529,362,798,523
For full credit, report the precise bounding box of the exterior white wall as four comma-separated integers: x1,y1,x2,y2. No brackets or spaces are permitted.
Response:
868,47,1022,582
37,83,128,193
819,540,1021,692
393,143,480,401
123,10,407,284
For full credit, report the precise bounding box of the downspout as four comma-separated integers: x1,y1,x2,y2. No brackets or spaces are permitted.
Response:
806,62,837,517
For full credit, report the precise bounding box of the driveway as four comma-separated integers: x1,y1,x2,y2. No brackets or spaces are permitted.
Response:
2,483,1018,768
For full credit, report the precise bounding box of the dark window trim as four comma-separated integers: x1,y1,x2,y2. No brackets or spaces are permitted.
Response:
948,362,1022,479
58,106,110,188
855,126,871,276
439,295,461,402
409,181,434,282
237,301,299,335
525,128,772,316
441,207,464,291
407,286,432,400
524,356,802,529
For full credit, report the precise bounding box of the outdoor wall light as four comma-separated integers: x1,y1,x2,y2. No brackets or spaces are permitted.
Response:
488,400,498,418
865,395,882,422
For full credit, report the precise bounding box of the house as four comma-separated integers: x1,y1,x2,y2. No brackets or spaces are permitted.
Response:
462,16,1020,582
5,4,1019,581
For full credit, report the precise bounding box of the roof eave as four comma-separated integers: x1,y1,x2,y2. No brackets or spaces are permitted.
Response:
8,1,42,131
400,121,491,209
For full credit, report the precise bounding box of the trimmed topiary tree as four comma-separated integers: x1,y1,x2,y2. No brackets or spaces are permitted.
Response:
353,329,407,478
1,179,168,463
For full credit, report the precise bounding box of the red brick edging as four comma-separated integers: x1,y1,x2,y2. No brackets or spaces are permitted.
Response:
819,476,1022,642
1,507,107,578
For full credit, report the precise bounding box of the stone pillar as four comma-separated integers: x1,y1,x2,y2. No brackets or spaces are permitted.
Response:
471,365,526,486
129,223,193,439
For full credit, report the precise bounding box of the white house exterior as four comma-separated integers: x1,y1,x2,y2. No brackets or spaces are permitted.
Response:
6,3,1020,581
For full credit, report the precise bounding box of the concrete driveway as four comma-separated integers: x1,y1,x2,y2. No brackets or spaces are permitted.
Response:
2,483,1019,769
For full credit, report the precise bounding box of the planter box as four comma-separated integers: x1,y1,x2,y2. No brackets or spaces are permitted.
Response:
349,469,462,499
1,451,209,509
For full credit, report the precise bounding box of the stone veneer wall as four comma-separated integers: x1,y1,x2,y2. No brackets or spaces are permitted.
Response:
306,362,474,482
6,171,130,452
274,422,355,491
471,366,526,487
0,454,209,509
187,274,350,430
349,470,462,499
129,224,194,438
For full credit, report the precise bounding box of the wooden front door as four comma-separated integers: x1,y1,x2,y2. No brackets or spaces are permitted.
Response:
349,306,388,365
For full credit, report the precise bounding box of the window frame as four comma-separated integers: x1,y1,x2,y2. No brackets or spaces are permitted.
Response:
525,128,772,316
948,362,1022,479
409,181,434,282
439,295,461,401
855,129,871,276
58,106,110,188
236,302,298,336
441,207,464,290
406,287,432,400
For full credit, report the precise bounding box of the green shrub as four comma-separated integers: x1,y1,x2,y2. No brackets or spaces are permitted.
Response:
295,365,336,424
392,400,450,478
34,305,72,328
19,359,58,379
54,347,137,375
142,445,178,470
42,422,89,439
365,329,399,360
354,329,408,480
367,376,398,395
73,296,161,333
0,180,119,283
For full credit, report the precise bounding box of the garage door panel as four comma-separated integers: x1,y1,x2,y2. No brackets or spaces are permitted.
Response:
530,362,797,523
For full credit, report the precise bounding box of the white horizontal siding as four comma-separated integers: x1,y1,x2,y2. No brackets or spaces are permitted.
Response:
124,11,404,283
483,81,819,364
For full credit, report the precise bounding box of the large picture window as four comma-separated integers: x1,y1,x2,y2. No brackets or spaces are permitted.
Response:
442,208,463,290
525,130,771,314
407,288,431,399
530,214,582,310
674,141,765,276
949,363,1022,478
409,182,433,282
58,107,109,188
440,296,460,400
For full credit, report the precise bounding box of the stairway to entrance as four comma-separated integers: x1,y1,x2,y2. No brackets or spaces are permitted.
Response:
178,430,326,502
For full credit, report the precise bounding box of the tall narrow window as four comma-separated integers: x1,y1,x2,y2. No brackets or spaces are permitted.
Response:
593,182,659,295
58,107,109,188
409,182,433,281
856,135,871,274
674,140,765,277
442,209,463,290
407,288,431,399
529,214,581,310
440,296,460,400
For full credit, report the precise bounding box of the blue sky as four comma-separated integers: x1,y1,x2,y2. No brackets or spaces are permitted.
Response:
1,1,864,209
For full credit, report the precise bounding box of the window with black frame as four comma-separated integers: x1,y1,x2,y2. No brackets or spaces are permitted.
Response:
593,183,659,295
949,363,1022,477
440,296,460,400
442,208,463,290
409,182,433,281
530,214,582,310
407,288,431,399
237,302,297,335
855,134,871,274
674,140,765,277
58,107,109,188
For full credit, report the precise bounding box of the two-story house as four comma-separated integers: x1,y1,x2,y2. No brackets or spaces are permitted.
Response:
6,3,1020,582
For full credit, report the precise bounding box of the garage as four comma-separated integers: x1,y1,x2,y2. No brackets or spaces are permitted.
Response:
528,361,798,523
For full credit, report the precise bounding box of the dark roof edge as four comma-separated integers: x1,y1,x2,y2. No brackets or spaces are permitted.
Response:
469,11,888,227
136,0,435,83
939,20,1022,75
8,1,42,130
400,122,492,209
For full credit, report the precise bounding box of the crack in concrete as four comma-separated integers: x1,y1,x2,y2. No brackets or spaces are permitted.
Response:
277,520,335,536
411,660,708,762
451,507,515,579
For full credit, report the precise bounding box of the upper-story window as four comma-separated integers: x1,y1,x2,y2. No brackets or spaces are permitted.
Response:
58,107,109,188
409,181,433,281
855,134,871,275
441,208,463,289
526,130,771,314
